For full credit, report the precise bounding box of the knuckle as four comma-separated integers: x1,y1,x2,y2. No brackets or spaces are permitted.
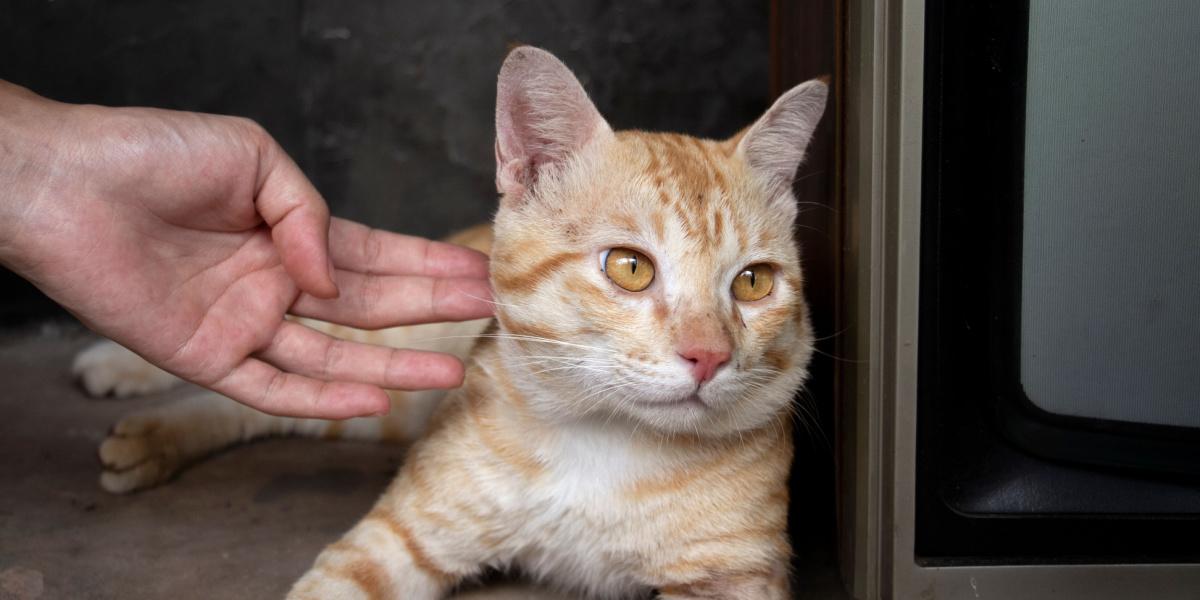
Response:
362,228,385,271
321,338,344,379
359,274,385,324
262,371,287,408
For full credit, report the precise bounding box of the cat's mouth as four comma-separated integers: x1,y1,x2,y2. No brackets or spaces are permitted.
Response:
638,393,708,410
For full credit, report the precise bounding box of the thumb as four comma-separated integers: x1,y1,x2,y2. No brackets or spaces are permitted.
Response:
254,137,339,299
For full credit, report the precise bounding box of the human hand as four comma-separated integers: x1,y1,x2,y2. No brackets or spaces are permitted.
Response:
0,81,493,418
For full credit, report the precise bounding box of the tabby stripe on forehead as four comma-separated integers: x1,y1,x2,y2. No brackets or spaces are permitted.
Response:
685,135,720,197
643,139,677,210
712,209,724,243
669,194,702,239
664,134,713,206
696,137,730,198
642,135,664,185
642,136,704,238
668,138,712,237
650,209,667,241
492,251,582,294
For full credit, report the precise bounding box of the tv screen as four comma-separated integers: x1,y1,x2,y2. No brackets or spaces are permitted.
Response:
917,0,1200,562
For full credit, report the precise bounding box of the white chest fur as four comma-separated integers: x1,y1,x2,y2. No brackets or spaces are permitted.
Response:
499,422,666,599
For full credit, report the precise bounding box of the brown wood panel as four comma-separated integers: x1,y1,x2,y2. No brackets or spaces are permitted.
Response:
771,0,846,587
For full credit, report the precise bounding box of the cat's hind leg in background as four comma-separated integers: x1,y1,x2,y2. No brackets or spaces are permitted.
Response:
73,339,181,398
90,318,488,494
96,386,441,493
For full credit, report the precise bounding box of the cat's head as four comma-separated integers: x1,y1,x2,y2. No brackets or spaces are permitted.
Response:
488,47,825,437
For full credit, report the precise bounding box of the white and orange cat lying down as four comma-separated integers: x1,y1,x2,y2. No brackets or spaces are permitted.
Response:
72,47,827,599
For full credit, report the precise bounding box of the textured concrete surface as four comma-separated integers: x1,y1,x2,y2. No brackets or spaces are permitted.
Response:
0,325,848,599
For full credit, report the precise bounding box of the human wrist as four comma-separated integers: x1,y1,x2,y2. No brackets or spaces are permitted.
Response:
0,81,95,272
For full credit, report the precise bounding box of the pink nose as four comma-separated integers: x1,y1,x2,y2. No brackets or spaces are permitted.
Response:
678,347,731,384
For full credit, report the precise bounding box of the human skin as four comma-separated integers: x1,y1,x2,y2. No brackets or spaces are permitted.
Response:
0,80,493,419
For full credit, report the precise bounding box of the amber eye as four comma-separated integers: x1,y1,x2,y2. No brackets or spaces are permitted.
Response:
604,248,655,292
731,264,775,301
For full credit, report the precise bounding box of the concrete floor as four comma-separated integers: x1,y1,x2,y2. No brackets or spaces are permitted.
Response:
0,325,848,600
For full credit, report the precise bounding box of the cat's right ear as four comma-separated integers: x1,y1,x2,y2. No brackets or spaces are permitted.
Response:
495,46,612,202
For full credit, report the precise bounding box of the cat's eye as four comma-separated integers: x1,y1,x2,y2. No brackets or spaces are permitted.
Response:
603,248,655,292
731,264,775,302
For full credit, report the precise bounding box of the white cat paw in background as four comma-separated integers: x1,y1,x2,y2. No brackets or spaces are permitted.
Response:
71,340,180,398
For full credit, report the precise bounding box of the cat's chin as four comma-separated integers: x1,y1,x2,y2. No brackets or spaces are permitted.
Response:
621,392,722,434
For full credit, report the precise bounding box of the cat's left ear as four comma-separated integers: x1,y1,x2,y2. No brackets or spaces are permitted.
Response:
733,78,828,215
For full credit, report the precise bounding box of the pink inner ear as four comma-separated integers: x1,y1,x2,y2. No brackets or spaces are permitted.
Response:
736,79,828,198
494,147,526,197
494,47,610,198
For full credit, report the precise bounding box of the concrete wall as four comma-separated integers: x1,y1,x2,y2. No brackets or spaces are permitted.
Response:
0,0,769,323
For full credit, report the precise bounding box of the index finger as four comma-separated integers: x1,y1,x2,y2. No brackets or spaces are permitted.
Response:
253,129,339,300
329,218,490,279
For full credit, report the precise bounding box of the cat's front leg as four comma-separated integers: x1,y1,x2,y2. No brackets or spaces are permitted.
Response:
288,492,485,600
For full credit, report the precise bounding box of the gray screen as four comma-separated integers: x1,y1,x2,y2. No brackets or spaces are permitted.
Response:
1021,0,1200,428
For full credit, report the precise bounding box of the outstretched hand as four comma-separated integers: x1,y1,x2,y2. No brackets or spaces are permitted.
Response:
0,81,493,418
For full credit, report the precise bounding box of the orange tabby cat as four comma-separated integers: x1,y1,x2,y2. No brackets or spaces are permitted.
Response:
76,47,826,599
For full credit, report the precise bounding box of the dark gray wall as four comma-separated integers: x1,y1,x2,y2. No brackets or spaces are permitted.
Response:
2,0,767,237
0,0,768,322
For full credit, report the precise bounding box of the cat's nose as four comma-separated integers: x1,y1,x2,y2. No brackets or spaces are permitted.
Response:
678,347,731,384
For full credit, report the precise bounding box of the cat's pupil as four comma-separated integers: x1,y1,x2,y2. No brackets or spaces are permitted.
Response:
749,270,756,288
630,256,637,274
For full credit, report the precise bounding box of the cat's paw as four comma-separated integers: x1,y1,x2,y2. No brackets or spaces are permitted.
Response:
98,412,185,494
72,340,179,398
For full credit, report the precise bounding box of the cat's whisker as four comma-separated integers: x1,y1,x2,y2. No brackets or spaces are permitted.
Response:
507,355,615,367
810,325,853,343
793,387,831,450
791,168,828,186
579,379,640,414
508,357,614,371
800,339,866,364
457,292,524,310
405,332,607,354
480,333,610,353
527,364,612,377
